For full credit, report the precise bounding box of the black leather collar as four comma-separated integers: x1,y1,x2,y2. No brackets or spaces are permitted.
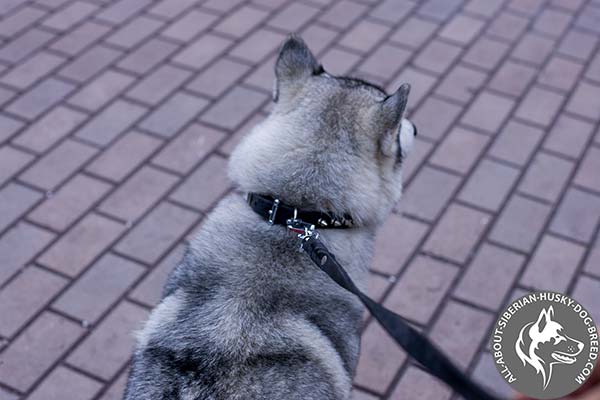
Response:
247,193,354,229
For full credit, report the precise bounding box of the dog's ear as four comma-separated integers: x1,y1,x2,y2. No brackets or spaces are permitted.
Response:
376,83,410,157
535,307,552,333
273,35,320,102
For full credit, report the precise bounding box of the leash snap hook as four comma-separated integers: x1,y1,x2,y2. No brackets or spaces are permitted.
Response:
286,209,318,250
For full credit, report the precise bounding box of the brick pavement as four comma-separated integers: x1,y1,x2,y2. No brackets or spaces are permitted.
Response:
0,0,599,399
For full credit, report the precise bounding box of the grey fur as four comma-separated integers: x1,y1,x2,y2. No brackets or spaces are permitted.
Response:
125,35,416,400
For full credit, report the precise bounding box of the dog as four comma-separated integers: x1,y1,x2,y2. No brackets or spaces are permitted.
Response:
124,35,417,400
515,306,584,390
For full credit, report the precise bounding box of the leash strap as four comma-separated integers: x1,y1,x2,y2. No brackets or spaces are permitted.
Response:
301,235,502,400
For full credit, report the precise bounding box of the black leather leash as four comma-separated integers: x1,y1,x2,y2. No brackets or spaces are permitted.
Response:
248,193,502,400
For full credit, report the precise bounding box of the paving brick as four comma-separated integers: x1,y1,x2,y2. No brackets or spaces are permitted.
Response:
42,1,98,31
470,352,514,398
96,0,151,24
54,253,144,323
0,312,83,392
417,0,463,21
411,97,461,141
0,6,46,38
67,301,148,380
459,159,520,211
440,14,485,45
0,114,24,144
148,0,197,19
401,137,434,182
519,152,574,202
385,255,458,324
68,69,135,112
534,8,572,37
455,244,525,310
354,321,407,393
551,187,600,243
464,36,510,71
430,127,490,174
371,214,428,275
489,120,544,166
130,245,184,306
99,166,178,222
488,60,537,98
229,28,286,64
27,366,102,400
353,388,380,400
28,174,112,231
170,156,230,211
389,17,438,49
139,92,210,138
0,183,42,233
86,130,162,182
12,106,86,153
127,64,192,106
586,52,600,84
187,58,250,99
116,202,197,264
270,2,321,32
566,81,600,120
6,77,76,120
320,47,362,75
118,38,179,75
300,24,338,56
203,0,245,13
172,33,233,70
161,9,219,42
369,0,414,24
435,64,486,104
357,43,412,80
0,51,65,89
59,45,123,83
366,273,390,305
0,388,18,400
413,39,462,75
319,1,368,29
0,28,55,64
0,266,67,338
214,6,268,39
34,0,71,9
19,139,97,191
583,236,600,278
201,86,267,131
508,0,545,15
538,56,583,91
424,203,491,264
98,367,129,400
0,145,34,186
558,30,598,61
0,0,24,16
50,21,111,56
512,33,555,65
153,123,226,174
76,100,147,147
38,213,125,276
462,91,515,134
0,86,17,108
574,3,600,34
339,20,390,53
401,166,462,221
571,276,600,324
516,86,565,128
106,15,164,49
574,146,600,192
521,234,585,292
0,222,55,286
389,365,452,400
430,301,493,370
486,11,528,42
489,194,551,252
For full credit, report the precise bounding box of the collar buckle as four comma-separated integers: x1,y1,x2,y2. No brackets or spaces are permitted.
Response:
268,199,280,225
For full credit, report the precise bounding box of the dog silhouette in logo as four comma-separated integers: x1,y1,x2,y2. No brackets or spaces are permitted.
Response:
515,306,584,390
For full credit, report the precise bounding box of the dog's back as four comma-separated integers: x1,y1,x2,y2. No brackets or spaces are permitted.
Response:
125,195,368,399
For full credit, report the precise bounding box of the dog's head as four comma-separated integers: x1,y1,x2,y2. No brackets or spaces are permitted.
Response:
229,35,416,226
516,306,584,389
